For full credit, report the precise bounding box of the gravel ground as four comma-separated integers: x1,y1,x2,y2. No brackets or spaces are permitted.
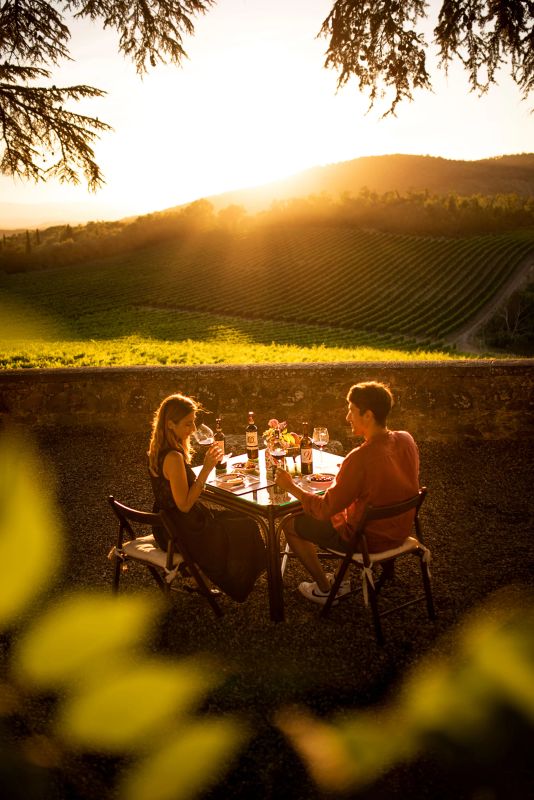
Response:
7,429,534,799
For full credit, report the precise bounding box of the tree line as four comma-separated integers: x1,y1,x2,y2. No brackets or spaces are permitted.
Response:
1,189,534,274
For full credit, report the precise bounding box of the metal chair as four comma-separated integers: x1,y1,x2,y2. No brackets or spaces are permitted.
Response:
321,488,434,644
107,496,223,617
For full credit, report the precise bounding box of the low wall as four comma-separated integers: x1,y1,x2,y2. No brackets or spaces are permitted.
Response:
1,361,533,442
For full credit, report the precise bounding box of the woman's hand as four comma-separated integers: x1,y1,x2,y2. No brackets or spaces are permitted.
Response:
203,443,224,471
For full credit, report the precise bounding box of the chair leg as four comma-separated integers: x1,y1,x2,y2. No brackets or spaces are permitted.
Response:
146,565,167,593
112,554,122,593
321,558,351,617
367,578,384,646
280,541,291,578
183,560,224,617
420,558,436,620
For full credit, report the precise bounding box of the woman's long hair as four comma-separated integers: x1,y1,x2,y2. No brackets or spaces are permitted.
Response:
148,393,199,476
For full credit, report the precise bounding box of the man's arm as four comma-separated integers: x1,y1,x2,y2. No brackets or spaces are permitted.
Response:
276,451,363,521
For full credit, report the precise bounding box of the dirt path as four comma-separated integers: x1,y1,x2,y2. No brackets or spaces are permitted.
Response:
449,254,534,353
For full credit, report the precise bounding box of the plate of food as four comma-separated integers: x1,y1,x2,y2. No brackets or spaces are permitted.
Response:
304,473,336,489
215,472,245,488
232,460,260,475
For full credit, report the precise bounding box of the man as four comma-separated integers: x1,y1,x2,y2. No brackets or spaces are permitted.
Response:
275,381,420,605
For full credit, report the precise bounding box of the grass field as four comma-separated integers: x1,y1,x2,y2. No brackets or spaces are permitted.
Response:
2,224,533,368
0,307,462,368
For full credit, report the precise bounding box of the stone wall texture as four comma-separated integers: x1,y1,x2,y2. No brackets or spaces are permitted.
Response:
1,360,533,442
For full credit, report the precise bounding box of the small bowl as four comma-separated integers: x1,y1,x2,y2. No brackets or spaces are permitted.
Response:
304,473,335,489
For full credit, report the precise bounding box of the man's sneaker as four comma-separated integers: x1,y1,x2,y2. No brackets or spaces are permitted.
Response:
298,577,352,606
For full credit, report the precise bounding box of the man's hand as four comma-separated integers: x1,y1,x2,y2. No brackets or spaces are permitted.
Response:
275,467,296,492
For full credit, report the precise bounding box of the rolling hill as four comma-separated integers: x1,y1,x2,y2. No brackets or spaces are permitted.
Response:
203,153,534,214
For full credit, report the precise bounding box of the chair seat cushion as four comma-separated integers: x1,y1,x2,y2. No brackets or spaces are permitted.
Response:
123,534,183,569
328,536,425,563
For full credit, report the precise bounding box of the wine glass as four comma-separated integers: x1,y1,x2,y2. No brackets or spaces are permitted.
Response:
192,423,214,446
268,438,287,479
312,426,329,469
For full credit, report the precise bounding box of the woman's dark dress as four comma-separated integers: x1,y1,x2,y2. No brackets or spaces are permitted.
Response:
150,447,266,602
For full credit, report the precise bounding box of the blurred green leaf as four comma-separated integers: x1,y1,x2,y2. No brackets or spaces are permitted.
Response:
277,595,534,793
459,604,534,720
0,432,62,628
57,659,219,751
400,659,494,739
277,705,417,792
14,592,160,689
120,718,248,800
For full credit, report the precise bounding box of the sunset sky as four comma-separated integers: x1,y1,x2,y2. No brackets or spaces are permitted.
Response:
1,0,533,228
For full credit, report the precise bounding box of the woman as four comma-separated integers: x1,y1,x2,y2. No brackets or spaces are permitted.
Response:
148,393,266,602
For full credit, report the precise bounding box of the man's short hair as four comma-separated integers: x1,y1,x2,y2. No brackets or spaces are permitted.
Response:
347,381,393,427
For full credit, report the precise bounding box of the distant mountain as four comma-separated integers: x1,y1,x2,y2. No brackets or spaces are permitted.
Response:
0,200,128,231
204,153,534,213
4,153,534,231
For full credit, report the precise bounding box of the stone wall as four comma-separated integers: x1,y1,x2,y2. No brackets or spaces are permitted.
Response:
1,360,533,442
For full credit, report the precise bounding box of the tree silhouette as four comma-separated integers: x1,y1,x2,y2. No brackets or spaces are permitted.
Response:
0,0,214,189
1,1,532,189
320,0,533,115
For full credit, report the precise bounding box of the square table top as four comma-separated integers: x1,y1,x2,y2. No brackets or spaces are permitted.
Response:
195,449,344,509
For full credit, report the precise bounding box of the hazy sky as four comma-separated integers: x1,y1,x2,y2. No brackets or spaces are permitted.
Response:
1,0,533,227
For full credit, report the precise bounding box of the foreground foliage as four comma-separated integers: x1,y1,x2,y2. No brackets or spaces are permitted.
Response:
0,432,246,800
1,432,533,799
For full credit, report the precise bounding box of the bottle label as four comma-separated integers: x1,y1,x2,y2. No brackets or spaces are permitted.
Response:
246,431,258,447
301,447,313,464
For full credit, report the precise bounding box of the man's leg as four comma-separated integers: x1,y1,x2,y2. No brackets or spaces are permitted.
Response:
284,519,330,593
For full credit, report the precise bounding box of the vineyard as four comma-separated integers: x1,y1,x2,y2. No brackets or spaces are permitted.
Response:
1,224,533,367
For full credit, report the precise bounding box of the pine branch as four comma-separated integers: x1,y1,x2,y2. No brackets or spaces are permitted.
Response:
66,0,215,73
0,1,215,188
319,0,534,116
319,0,431,117
0,0,71,65
0,81,112,190
435,0,534,101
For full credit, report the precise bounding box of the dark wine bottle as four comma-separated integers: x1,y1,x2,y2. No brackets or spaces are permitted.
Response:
300,422,313,475
214,417,226,473
246,411,259,461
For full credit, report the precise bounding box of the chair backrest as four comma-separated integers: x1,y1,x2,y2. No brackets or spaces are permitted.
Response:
351,487,428,556
360,487,427,525
108,495,162,539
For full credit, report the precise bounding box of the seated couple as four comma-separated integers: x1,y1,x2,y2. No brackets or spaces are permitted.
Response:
275,381,420,605
147,381,419,606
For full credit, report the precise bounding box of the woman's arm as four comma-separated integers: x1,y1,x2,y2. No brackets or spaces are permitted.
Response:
163,445,221,512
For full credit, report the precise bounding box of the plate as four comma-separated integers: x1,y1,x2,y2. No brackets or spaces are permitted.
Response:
304,473,335,489
215,472,245,487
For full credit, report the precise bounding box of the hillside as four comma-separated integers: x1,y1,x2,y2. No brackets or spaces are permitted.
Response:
205,153,534,214
2,226,533,365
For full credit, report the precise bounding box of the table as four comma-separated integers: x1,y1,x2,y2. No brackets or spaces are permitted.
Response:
195,449,344,622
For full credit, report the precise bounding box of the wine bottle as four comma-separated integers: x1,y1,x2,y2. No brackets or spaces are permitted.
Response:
246,411,259,462
300,422,313,475
214,417,226,473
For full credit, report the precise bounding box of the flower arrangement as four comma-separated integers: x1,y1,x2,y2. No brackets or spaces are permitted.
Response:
263,419,301,450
